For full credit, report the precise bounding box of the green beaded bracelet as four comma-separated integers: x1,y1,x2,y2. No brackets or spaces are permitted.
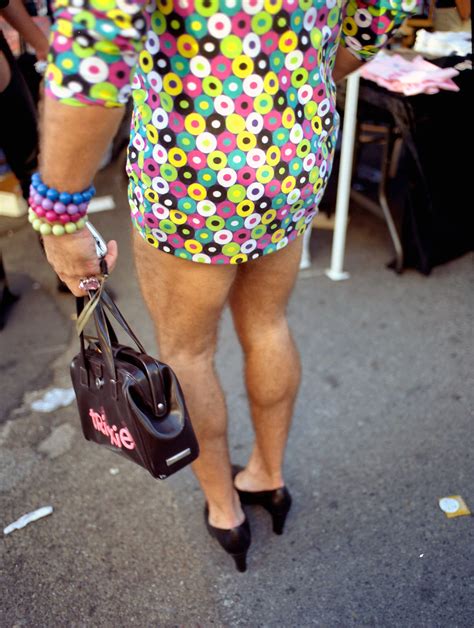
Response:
28,209,87,236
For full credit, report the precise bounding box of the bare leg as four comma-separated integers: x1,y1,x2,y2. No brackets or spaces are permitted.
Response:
229,237,303,491
133,233,243,529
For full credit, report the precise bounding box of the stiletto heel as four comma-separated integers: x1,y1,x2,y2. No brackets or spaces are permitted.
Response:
232,465,292,535
204,505,251,573
271,511,287,535
232,551,247,572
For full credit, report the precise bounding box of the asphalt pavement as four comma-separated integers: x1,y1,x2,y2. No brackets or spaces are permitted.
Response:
1,164,473,627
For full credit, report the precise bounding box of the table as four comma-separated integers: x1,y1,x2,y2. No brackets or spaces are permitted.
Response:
353,55,473,275
319,55,473,278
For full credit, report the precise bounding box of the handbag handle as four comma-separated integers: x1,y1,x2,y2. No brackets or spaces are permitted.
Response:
76,290,168,415
77,294,117,384
77,288,144,362
100,290,169,416
100,289,146,354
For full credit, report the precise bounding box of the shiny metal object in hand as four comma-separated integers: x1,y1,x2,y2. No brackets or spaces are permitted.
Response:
85,221,108,258
34,60,47,75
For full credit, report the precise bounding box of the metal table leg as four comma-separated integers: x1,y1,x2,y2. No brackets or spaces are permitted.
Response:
350,125,404,273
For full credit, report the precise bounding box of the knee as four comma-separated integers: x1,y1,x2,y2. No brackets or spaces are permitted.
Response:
236,315,290,355
158,331,217,370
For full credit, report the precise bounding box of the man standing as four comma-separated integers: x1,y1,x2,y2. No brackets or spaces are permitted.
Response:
36,0,419,570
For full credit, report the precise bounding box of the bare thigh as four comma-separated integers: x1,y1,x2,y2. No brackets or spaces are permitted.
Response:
229,236,304,345
133,231,237,357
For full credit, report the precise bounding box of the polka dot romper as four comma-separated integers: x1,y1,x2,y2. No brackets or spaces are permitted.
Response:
46,0,419,264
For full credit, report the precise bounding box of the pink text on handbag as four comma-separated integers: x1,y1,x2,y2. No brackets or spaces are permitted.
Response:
88,408,136,450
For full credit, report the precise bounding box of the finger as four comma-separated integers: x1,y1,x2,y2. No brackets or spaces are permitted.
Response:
59,272,97,298
105,240,119,273
60,276,86,298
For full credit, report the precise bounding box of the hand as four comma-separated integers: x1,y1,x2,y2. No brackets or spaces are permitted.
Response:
0,0,50,61
333,45,363,83
42,228,118,297
31,32,49,61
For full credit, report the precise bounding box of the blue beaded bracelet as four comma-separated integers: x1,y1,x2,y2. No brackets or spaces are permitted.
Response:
31,172,95,206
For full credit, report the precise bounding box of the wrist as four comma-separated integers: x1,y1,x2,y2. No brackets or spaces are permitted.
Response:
42,225,92,241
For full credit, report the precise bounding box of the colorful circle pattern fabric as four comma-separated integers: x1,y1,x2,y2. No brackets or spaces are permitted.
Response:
127,0,344,263
46,0,417,264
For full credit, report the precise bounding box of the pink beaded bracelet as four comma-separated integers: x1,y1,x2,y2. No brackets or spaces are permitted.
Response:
29,185,88,225
30,203,87,223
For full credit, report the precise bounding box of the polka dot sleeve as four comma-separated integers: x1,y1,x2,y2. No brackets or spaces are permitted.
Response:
45,0,149,107
340,0,422,61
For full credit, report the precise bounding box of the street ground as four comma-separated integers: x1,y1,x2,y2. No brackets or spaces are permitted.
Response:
1,163,473,626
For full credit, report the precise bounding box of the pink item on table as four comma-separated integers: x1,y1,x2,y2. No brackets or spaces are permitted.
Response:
360,52,460,95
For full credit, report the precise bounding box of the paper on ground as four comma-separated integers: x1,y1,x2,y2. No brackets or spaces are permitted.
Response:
31,387,76,412
88,195,116,213
0,191,28,217
4,506,53,535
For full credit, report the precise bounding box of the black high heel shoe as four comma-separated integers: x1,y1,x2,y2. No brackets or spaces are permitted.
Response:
232,466,292,535
204,505,251,572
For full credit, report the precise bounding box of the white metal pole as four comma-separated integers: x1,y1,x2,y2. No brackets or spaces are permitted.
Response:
299,223,312,270
325,71,360,281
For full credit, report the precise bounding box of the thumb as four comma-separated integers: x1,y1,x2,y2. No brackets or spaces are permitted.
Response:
105,240,118,273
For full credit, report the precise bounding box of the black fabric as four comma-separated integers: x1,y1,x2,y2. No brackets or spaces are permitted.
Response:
435,0,456,8
356,56,473,274
17,51,42,104
0,32,38,199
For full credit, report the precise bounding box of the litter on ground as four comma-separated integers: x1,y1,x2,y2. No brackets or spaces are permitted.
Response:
4,506,54,535
439,496,471,518
30,388,76,413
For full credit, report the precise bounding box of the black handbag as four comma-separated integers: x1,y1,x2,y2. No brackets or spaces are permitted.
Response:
70,288,199,479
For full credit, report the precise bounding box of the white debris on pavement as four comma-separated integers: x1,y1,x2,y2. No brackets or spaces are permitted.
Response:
88,195,115,213
439,495,471,518
3,506,53,535
30,388,76,413
109,468,120,475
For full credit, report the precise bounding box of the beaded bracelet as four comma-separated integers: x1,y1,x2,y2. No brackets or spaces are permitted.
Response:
28,173,95,235
30,173,95,205
29,193,88,221
28,208,88,236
